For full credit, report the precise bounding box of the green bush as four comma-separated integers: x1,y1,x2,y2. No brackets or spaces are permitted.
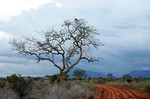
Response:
49,74,59,83
96,79,106,84
122,74,132,80
0,80,6,88
64,77,70,81
126,79,132,83
71,78,78,80
81,79,91,85
33,77,43,80
73,70,87,78
7,74,32,98
145,84,150,93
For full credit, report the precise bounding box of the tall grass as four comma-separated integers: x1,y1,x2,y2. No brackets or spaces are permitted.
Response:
0,79,96,99
24,80,96,99
0,86,19,99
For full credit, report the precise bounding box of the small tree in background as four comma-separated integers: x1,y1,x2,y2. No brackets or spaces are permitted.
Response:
122,74,132,83
73,69,87,78
107,73,113,79
122,74,132,80
10,18,103,85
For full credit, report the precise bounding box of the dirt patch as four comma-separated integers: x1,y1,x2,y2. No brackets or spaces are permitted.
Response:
93,83,150,99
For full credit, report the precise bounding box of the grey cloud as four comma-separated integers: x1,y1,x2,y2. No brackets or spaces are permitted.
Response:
115,24,137,29
121,50,150,66
0,2,113,35
0,58,59,76
0,3,70,35
0,0,150,76
145,12,150,22
114,21,137,29
99,29,120,37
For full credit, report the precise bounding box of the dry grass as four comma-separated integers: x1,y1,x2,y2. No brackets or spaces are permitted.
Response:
24,80,96,99
0,80,96,99
0,86,19,99
3,76,150,99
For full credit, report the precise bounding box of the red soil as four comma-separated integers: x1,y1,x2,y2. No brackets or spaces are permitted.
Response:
93,83,150,99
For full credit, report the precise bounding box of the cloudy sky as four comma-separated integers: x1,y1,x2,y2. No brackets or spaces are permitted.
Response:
0,0,150,77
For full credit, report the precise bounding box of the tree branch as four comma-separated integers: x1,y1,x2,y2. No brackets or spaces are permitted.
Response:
81,57,101,62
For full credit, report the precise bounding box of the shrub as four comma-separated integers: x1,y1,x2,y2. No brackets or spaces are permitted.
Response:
49,74,59,83
33,77,43,80
96,79,106,84
145,84,150,94
0,86,19,99
71,78,78,80
0,79,6,88
7,74,32,98
88,77,92,80
107,73,113,78
122,74,132,80
24,80,95,99
81,79,91,84
73,70,87,78
126,79,132,83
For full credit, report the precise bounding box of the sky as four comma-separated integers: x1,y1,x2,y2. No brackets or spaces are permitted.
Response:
0,0,150,77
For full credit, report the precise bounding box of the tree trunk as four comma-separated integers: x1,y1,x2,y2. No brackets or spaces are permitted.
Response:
57,73,66,85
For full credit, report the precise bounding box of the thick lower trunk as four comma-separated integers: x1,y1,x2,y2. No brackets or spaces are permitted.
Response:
57,73,66,85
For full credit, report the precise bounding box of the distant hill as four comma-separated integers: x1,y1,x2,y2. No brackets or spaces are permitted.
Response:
68,67,106,78
128,70,150,78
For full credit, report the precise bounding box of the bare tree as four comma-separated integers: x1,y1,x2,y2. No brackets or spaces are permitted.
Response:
10,19,103,85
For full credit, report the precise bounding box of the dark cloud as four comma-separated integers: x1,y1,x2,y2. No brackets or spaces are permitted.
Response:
0,0,150,76
121,50,150,66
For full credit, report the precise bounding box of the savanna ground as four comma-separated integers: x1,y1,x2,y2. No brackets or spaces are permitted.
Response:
0,74,150,99
92,78,150,98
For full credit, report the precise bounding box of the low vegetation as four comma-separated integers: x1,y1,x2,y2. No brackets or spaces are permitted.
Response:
0,74,150,99
0,74,97,99
0,86,19,99
24,80,95,99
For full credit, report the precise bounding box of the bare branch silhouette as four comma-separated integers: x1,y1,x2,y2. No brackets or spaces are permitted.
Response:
10,19,103,85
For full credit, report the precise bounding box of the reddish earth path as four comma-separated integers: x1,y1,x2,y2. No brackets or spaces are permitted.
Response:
93,83,150,99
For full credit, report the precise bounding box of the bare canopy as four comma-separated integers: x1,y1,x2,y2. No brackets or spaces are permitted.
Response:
10,18,103,84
